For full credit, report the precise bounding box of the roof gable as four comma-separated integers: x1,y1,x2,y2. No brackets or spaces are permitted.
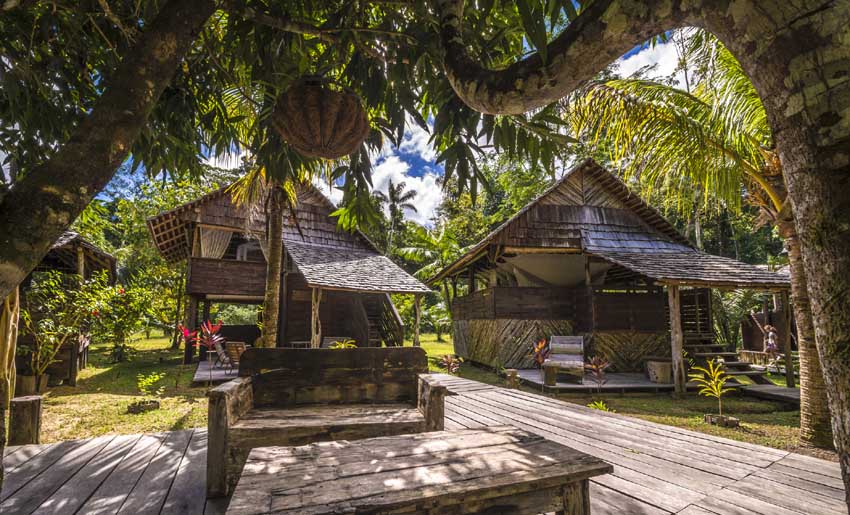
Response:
428,159,692,283
148,181,376,262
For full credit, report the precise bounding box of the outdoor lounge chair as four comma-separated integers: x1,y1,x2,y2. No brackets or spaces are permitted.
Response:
206,347,447,497
224,341,247,375
543,335,584,385
212,340,230,370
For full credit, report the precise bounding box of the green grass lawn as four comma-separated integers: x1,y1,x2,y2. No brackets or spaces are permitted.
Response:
39,334,207,443
33,333,835,462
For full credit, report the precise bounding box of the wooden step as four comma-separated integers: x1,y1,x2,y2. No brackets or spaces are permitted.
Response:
720,361,752,369
724,369,766,377
693,352,738,359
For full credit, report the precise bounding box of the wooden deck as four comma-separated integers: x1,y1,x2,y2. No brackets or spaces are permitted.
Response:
740,384,801,405
2,428,227,514
517,369,679,393
3,375,845,514
193,359,235,385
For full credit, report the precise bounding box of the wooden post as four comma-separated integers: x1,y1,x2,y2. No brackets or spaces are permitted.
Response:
68,336,79,387
183,296,199,365
413,294,422,347
668,285,686,396
276,272,287,348
200,300,211,361
76,245,86,279
9,395,42,445
310,288,322,348
781,290,795,387
584,255,595,332
468,266,476,293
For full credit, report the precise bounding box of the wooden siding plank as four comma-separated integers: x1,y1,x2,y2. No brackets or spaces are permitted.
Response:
35,434,141,514
118,429,194,515
0,435,114,513
80,433,168,514
161,429,209,515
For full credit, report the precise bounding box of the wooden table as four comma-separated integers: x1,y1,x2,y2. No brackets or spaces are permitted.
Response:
227,426,612,515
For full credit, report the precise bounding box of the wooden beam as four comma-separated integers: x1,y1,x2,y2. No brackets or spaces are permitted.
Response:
413,294,422,347
310,288,322,349
76,245,85,279
200,300,211,361
183,296,199,365
781,290,795,388
668,285,686,396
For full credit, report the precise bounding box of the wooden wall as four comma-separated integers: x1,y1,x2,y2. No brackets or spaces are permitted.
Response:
589,331,669,372
452,287,588,327
284,282,371,346
187,258,266,297
452,319,574,369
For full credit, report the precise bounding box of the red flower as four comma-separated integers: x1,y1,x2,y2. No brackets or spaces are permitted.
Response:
118,287,125,295
91,309,100,317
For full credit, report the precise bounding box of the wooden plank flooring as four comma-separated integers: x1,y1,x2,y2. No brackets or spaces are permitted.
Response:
438,375,846,515
2,429,221,515
740,384,801,405
2,375,845,514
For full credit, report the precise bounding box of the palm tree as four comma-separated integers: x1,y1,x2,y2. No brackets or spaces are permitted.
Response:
230,164,301,348
568,30,832,448
374,180,418,253
398,224,464,304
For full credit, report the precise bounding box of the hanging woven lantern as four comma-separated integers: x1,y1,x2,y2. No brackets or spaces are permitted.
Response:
271,78,370,159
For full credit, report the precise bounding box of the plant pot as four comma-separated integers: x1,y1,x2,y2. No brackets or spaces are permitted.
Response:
127,399,160,414
704,414,740,428
16,374,49,396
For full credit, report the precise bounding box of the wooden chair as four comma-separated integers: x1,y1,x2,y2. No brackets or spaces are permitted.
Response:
206,347,448,498
224,341,247,375
543,336,584,386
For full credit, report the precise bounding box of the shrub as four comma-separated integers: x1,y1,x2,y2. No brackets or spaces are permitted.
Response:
137,371,166,398
440,354,463,374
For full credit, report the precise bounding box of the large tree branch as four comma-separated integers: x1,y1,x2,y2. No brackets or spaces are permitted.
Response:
0,0,217,299
435,0,693,114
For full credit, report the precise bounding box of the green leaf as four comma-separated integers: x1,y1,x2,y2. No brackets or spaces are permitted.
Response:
516,0,548,63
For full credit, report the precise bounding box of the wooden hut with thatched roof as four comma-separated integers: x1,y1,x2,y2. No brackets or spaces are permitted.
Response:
147,181,430,363
428,160,791,393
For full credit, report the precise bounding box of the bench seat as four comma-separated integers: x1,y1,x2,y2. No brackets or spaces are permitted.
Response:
229,404,427,447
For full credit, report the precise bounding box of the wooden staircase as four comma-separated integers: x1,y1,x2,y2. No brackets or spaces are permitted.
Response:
684,342,772,384
362,294,405,347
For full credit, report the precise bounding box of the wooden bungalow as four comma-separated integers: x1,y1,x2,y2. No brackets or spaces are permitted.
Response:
18,231,117,387
428,160,791,393
147,181,430,363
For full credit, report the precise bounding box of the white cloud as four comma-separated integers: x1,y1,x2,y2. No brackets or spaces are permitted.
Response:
372,154,442,227
398,122,436,162
313,178,344,205
616,40,686,86
204,151,243,170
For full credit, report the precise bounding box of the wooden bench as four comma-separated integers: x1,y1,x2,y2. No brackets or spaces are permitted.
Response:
227,426,613,515
206,347,447,498
544,336,585,386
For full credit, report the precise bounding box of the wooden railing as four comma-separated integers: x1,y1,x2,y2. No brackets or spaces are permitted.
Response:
363,293,404,346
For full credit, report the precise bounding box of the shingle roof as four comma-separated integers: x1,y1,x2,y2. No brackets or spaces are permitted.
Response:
285,241,431,293
590,249,789,289
428,159,789,290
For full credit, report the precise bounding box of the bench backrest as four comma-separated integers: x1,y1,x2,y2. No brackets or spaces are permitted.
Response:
549,335,583,357
238,347,428,408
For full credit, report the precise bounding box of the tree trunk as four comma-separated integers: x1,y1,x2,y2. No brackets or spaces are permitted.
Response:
0,288,20,493
0,0,216,300
261,187,285,348
705,0,850,504
780,221,833,448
